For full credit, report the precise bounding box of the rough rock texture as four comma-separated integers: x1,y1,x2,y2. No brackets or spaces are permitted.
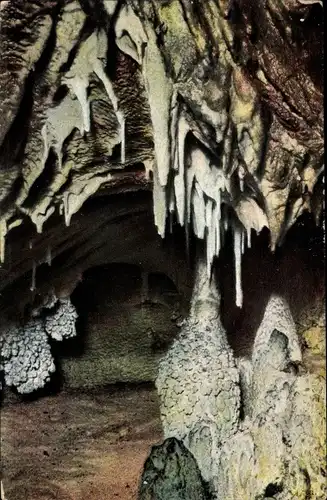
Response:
0,1,324,498
156,260,326,499
44,297,77,340
0,319,56,393
0,0,323,274
0,295,77,393
156,259,241,487
138,437,211,500
60,264,184,388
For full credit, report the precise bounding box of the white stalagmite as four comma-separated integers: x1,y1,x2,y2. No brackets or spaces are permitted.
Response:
233,225,243,308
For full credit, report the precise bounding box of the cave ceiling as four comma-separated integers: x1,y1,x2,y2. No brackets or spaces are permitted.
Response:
0,0,324,305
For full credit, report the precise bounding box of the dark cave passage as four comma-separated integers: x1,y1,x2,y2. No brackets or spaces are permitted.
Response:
60,263,182,389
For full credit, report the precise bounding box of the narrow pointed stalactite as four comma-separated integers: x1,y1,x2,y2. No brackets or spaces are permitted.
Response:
247,227,251,249
63,192,70,227
174,114,189,227
30,261,36,292
46,246,52,267
118,112,126,164
233,224,243,309
0,220,6,264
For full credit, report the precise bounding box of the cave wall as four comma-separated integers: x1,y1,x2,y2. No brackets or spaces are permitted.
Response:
59,264,182,388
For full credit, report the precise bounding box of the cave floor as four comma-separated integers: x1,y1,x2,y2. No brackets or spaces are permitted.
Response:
1,384,163,500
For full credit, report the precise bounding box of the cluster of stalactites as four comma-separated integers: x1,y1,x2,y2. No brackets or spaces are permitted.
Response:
114,4,269,309
0,27,125,256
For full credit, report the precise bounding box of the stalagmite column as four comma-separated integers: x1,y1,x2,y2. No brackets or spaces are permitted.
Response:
156,256,240,490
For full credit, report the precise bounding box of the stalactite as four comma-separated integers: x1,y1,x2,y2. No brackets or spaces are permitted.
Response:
118,111,125,164
247,227,251,249
233,225,243,308
46,246,52,266
152,166,167,237
215,190,221,257
93,58,125,164
174,114,189,226
63,192,70,227
192,182,206,240
41,123,49,170
0,219,6,263
30,261,36,292
64,76,90,134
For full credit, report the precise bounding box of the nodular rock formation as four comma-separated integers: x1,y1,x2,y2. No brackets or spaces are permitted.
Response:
156,258,325,499
0,1,325,499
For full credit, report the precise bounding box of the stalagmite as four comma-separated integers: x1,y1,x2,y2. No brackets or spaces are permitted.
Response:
156,257,240,489
233,225,243,308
